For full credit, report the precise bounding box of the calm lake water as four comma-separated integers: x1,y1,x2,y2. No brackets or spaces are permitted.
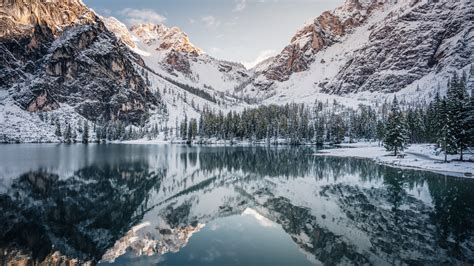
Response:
0,144,473,265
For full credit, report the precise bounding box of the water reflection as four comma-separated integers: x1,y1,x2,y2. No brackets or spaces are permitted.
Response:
0,144,473,265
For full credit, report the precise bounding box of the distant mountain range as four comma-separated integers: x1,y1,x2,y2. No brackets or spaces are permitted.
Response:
0,0,472,142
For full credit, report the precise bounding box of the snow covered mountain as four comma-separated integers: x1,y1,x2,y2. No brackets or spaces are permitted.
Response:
104,19,250,94
0,0,242,142
0,0,166,142
0,0,472,142
100,17,253,137
243,0,473,104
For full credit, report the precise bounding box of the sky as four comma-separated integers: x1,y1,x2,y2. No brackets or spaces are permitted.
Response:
83,0,344,68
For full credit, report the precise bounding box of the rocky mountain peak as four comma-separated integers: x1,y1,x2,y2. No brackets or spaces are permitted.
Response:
130,23,202,56
247,0,472,99
129,23,167,43
103,16,137,49
0,0,162,129
262,0,384,82
0,0,96,39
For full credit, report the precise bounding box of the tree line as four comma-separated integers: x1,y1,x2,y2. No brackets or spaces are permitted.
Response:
383,72,473,160
32,71,472,162
176,72,473,160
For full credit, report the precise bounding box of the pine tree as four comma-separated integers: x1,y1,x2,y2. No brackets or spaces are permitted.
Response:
384,96,409,156
376,120,385,145
72,129,77,143
406,107,424,143
439,99,450,162
164,126,169,141
55,121,62,137
444,73,469,159
64,124,72,143
457,74,470,160
432,92,444,146
82,120,89,144
330,115,345,144
175,117,179,138
315,118,325,145
464,92,474,148
188,119,198,140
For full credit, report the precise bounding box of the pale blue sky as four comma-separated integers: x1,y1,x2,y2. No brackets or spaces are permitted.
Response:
84,0,344,67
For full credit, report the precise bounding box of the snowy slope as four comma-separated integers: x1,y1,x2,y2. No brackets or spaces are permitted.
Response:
103,19,253,132
105,20,251,95
1,0,472,143
242,0,474,106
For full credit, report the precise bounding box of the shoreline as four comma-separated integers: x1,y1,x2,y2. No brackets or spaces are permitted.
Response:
2,141,473,178
315,143,474,179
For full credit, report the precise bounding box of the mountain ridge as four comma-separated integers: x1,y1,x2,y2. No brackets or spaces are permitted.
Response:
243,0,473,101
0,0,472,143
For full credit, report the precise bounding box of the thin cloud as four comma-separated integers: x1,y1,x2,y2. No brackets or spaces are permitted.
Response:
209,47,223,54
201,15,221,28
242,49,277,69
233,0,247,12
120,8,167,25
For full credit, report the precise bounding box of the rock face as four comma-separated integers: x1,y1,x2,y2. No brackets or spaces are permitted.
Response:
0,0,96,38
102,17,137,49
127,23,202,74
130,23,202,56
0,0,161,124
251,0,473,96
263,0,382,82
325,0,474,94
164,50,192,74
110,21,249,93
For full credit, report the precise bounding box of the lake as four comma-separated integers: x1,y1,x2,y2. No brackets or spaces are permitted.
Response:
0,144,473,265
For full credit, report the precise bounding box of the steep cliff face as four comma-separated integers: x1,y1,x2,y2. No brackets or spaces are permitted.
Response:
102,16,137,49
0,0,161,126
0,0,96,38
248,0,473,99
263,0,383,83
325,0,474,94
126,23,202,74
130,23,202,56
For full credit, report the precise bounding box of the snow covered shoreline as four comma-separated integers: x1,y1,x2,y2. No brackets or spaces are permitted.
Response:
316,143,474,178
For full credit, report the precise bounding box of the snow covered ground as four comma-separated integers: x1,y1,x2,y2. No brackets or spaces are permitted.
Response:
316,143,474,178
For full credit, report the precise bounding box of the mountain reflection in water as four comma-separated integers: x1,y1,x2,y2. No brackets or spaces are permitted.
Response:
0,144,473,265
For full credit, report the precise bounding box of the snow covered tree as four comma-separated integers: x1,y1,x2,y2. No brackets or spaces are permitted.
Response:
406,107,425,143
464,92,474,148
175,117,179,138
64,124,72,143
164,126,169,141
180,118,188,140
443,73,470,159
82,120,89,143
376,121,385,145
72,128,77,143
315,118,325,145
55,121,62,137
330,115,345,144
188,119,198,140
384,96,409,156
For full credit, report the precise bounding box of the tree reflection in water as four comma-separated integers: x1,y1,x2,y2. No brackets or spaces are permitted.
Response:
0,145,472,265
